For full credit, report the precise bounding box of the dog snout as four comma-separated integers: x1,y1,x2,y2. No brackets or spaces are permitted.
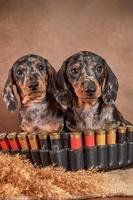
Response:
84,80,97,94
30,72,38,80
28,81,39,91
28,72,39,91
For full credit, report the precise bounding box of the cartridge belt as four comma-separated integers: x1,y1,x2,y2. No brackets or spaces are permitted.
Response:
0,126,133,171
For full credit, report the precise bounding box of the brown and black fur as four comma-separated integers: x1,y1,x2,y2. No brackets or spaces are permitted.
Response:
56,51,131,131
3,54,63,133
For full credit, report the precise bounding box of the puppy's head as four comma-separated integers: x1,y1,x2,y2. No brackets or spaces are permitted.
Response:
57,51,119,108
3,54,56,111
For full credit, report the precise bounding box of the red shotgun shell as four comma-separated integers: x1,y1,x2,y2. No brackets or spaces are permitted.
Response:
7,132,21,150
0,133,10,150
84,130,95,147
70,132,82,150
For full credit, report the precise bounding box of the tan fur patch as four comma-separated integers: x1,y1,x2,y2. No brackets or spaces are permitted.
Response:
18,75,48,105
73,80,102,108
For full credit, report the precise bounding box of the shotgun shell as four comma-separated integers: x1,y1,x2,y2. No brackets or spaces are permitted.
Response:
50,132,62,150
126,125,133,142
117,126,126,143
38,132,49,150
70,132,82,150
107,128,116,145
7,132,21,150
28,132,40,150
84,130,95,147
96,129,106,145
60,131,70,148
0,133,10,150
17,132,30,150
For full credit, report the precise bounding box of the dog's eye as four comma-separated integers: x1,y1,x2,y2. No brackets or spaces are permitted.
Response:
16,69,23,76
96,65,103,74
38,64,45,71
71,68,79,75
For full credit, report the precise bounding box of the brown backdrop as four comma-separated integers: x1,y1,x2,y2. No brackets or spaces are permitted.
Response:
0,0,133,132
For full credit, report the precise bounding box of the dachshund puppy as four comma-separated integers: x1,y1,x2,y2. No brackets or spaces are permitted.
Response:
3,54,63,133
56,51,131,131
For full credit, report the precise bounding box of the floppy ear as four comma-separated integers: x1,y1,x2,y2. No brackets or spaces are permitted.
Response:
3,68,17,112
56,60,73,110
46,62,59,97
102,61,119,105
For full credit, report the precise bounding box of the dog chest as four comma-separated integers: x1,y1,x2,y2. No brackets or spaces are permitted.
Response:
20,102,49,127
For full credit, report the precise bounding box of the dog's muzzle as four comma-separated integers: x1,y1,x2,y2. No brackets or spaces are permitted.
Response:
28,73,39,91
84,80,97,95
28,81,39,91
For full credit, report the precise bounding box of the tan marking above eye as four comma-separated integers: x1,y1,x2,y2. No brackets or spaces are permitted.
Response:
72,63,80,68
19,64,25,69
91,62,97,67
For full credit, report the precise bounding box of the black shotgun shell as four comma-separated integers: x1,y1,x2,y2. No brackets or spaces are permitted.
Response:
118,143,127,167
69,148,84,171
127,142,133,166
21,149,32,163
107,128,118,169
84,146,97,169
97,145,108,170
127,126,133,142
117,127,127,168
117,126,127,143
39,149,51,167
38,132,50,150
96,129,108,170
49,148,68,169
108,144,118,169
50,133,62,150
126,123,133,165
49,132,68,169
30,149,42,166
38,132,51,167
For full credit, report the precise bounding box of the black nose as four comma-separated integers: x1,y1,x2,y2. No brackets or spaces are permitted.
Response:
28,82,39,91
84,81,97,93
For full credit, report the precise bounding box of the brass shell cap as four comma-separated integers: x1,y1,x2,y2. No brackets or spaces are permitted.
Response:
38,132,48,139
126,125,133,132
117,126,126,133
70,131,81,135
7,132,17,139
17,132,28,139
107,128,116,134
96,129,106,135
70,132,82,139
84,130,94,135
0,133,7,140
50,132,60,140
28,132,37,139
70,132,81,136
